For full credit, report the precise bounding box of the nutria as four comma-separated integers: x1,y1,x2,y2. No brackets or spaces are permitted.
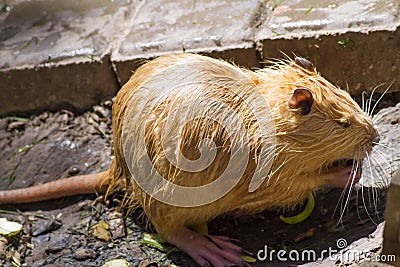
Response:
0,53,377,267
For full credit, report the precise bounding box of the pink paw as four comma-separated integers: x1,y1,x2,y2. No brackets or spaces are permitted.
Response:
168,227,251,267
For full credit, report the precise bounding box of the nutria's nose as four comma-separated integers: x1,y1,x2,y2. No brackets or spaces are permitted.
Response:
373,134,380,145
371,130,380,146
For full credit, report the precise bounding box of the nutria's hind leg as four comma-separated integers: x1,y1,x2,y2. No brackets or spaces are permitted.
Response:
167,226,250,267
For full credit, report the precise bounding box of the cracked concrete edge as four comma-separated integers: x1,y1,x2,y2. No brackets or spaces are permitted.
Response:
259,20,400,41
112,42,260,87
258,26,400,95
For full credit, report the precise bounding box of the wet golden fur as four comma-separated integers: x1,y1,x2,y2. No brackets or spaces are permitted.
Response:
105,53,376,239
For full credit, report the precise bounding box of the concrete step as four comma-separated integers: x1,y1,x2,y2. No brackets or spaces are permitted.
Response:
0,0,399,116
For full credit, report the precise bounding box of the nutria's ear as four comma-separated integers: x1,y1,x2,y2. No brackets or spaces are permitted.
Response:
294,57,315,72
288,88,314,115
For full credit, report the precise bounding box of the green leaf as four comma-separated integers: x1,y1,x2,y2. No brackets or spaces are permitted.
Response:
241,255,257,263
338,38,354,48
92,221,111,241
141,232,167,251
305,6,314,15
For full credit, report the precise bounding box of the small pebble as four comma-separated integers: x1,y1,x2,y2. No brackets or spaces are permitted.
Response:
33,233,50,244
32,219,62,237
46,234,70,253
67,166,80,176
94,106,109,119
31,260,46,267
73,247,98,260
90,113,100,123
107,210,125,240
0,236,8,255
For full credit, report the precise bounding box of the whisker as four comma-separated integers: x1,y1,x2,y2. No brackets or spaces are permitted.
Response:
361,91,368,113
368,176,380,219
372,143,393,162
366,83,386,116
372,142,397,151
338,161,359,223
354,157,365,222
333,179,351,223
369,150,393,187
362,154,379,223
345,82,350,94
370,80,395,116
371,144,391,161
361,186,378,225
355,186,362,220
363,152,390,220
365,159,385,188
366,86,377,116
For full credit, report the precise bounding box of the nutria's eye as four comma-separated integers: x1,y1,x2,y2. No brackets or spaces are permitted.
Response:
337,119,351,128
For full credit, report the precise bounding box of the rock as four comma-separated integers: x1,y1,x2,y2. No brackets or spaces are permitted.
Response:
46,234,70,253
33,233,50,244
73,247,97,260
138,260,152,267
32,219,62,237
0,236,8,256
93,105,110,120
31,260,46,267
107,210,125,240
67,166,80,176
101,259,130,267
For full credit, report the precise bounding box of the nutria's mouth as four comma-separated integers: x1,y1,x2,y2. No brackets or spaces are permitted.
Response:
332,159,354,168
321,158,362,187
323,158,355,173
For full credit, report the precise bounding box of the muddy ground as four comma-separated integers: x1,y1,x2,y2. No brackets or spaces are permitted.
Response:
0,98,399,267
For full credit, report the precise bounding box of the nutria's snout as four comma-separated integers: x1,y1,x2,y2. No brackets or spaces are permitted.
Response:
367,121,380,145
372,131,380,145
363,127,380,154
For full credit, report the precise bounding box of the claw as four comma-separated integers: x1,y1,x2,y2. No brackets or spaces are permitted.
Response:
242,249,253,256
167,227,250,267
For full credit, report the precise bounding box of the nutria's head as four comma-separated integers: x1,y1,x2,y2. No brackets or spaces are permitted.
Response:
256,58,378,190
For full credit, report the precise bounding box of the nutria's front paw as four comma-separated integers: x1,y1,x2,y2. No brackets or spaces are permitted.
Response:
168,227,251,267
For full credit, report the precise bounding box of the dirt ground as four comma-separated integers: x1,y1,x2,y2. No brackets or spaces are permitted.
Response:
0,97,399,267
